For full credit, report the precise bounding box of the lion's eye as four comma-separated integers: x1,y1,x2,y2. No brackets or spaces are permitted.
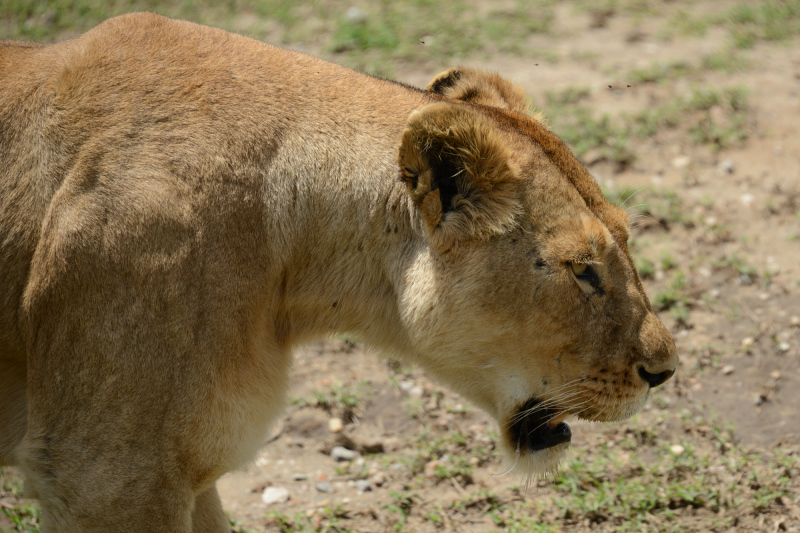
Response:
570,262,588,277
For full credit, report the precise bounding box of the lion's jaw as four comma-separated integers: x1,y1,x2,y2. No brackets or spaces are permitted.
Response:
394,224,676,474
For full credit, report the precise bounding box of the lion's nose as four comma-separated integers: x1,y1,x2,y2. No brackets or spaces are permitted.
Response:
637,366,674,388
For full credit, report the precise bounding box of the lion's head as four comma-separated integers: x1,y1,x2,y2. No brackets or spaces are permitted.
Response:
396,68,678,474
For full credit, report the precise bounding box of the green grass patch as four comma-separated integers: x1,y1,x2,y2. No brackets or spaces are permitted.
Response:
1,0,559,76
545,105,635,170
628,85,750,149
0,467,39,533
701,50,750,73
723,0,800,48
291,380,372,422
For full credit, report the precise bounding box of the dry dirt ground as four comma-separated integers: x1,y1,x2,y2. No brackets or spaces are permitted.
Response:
2,1,800,532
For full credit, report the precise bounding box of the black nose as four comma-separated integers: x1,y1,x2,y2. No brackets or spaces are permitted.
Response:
638,366,674,388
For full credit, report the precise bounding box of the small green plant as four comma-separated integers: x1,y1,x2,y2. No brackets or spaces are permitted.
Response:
292,380,372,422
635,256,656,279
547,107,635,169
627,61,691,84
714,254,757,279
653,272,690,319
702,51,750,73
660,251,678,271
384,492,417,532
545,85,592,106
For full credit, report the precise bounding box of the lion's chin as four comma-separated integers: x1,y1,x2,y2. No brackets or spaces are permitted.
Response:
495,397,575,476
497,440,571,478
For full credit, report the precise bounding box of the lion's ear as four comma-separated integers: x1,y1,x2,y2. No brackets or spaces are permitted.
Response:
398,103,521,246
427,68,529,115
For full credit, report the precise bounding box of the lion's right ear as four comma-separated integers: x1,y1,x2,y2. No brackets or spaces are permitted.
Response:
398,103,521,248
427,68,529,115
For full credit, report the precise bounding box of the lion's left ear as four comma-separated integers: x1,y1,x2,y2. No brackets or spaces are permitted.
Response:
427,68,529,115
398,103,521,247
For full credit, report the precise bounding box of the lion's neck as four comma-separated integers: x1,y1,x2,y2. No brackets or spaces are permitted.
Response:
265,134,421,355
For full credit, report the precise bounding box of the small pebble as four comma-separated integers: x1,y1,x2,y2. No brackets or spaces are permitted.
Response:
717,159,735,174
409,386,424,398
370,472,388,486
331,446,358,462
741,337,754,351
424,460,440,478
778,342,790,353
291,473,308,481
328,417,343,433
669,444,685,456
316,482,334,493
790,316,800,327
355,479,372,493
671,156,691,168
771,371,781,380
261,486,290,505
344,6,368,24
382,437,402,452
722,365,735,375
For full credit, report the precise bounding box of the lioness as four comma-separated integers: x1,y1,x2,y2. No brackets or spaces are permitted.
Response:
0,12,677,532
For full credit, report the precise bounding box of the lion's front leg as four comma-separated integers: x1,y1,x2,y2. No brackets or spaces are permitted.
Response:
192,485,230,533
19,416,196,533
20,369,235,533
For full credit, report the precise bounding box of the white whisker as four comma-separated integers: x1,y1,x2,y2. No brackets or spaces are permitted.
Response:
491,441,521,477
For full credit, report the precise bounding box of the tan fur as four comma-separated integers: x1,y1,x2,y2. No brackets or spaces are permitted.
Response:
0,13,677,532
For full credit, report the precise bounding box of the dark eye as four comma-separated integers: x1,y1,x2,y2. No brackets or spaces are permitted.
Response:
570,262,590,278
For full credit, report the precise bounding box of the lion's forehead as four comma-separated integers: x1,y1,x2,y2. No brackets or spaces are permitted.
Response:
480,106,631,246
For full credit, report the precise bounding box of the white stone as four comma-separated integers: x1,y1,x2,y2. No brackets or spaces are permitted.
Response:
331,446,358,462
717,159,735,174
669,444,685,456
671,156,691,168
355,479,372,493
328,417,343,433
344,6,367,24
261,486,290,505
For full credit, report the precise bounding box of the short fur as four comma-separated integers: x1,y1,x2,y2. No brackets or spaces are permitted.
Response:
0,13,677,532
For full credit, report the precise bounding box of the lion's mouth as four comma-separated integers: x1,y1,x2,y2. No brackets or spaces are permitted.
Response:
510,398,572,452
